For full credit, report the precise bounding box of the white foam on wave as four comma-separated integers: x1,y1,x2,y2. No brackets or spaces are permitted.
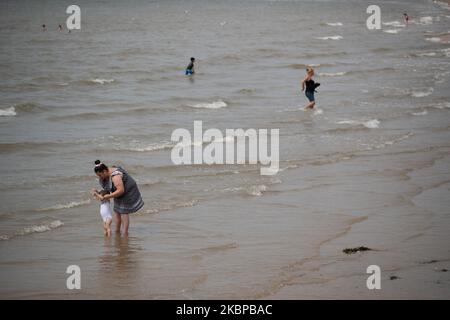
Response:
248,184,267,196
368,132,414,151
90,78,115,84
0,107,17,117
318,72,346,77
416,16,434,25
316,35,343,40
337,119,380,129
20,220,64,235
411,88,433,98
118,141,174,152
426,37,443,43
313,108,324,115
382,21,406,27
412,110,428,116
417,52,437,57
433,102,450,109
144,200,198,214
383,29,400,34
326,22,343,26
37,199,91,212
190,100,228,109
441,48,450,57
227,185,267,196
364,119,380,128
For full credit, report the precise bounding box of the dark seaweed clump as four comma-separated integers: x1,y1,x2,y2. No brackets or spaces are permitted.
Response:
343,246,372,254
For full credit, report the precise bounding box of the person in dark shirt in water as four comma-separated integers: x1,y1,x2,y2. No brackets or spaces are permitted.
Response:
403,13,410,25
185,57,195,75
301,67,320,109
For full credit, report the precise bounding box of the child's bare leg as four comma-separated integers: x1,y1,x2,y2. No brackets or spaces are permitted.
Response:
103,221,108,236
106,219,112,237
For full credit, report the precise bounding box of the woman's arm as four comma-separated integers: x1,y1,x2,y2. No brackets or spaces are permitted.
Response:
301,77,306,91
103,175,125,200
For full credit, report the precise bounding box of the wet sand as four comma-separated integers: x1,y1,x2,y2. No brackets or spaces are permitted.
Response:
1,0,450,299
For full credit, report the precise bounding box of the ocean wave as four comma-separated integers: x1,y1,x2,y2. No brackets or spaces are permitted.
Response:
82,78,116,85
113,141,174,152
318,71,346,77
433,102,450,109
364,132,414,151
426,37,444,43
247,184,268,196
0,107,17,117
441,48,450,57
15,102,43,113
336,119,380,129
415,52,437,57
414,16,433,25
224,184,268,196
0,102,45,117
326,22,343,26
382,21,405,27
410,88,433,98
313,108,324,116
189,100,228,109
316,35,343,40
412,110,428,116
144,199,198,214
36,199,91,212
0,220,64,241
286,63,335,70
383,29,400,34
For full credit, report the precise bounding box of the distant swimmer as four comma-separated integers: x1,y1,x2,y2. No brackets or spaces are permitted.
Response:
403,13,410,25
185,57,195,75
58,24,63,32
301,67,320,109
42,24,47,32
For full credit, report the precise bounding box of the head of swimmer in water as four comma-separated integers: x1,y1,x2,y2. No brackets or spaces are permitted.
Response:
94,160,109,179
306,67,315,77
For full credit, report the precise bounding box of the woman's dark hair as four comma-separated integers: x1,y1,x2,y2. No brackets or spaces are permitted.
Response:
94,160,108,173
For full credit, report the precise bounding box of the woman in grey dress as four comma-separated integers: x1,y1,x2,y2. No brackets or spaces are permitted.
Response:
94,160,144,235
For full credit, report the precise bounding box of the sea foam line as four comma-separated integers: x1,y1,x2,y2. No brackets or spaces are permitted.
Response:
0,220,64,241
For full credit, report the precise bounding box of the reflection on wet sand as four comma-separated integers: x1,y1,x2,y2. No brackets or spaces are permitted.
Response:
98,235,141,291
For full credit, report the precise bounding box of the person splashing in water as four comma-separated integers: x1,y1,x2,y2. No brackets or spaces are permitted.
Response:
301,67,320,109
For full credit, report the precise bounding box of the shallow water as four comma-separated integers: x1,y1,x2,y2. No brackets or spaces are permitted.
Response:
0,0,449,298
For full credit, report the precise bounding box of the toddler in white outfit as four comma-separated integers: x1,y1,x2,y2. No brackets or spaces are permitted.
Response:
92,189,113,236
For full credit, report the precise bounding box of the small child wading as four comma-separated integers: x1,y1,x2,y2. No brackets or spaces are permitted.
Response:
92,189,113,236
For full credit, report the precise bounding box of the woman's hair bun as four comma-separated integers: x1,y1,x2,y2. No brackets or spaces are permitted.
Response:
95,160,101,165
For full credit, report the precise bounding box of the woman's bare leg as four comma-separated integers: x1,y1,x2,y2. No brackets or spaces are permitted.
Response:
115,212,122,233
121,214,129,236
306,101,315,109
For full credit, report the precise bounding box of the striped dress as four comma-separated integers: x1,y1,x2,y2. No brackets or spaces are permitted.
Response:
109,166,144,214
